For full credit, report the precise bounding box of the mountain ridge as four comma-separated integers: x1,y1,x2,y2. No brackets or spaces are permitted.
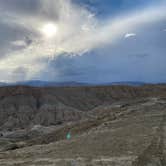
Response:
0,80,150,87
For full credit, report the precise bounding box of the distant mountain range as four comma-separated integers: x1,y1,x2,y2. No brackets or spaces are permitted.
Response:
0,80,149,87
0,81,89,87
103,81,146,86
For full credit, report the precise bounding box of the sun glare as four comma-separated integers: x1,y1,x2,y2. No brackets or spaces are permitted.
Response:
41,23,58,38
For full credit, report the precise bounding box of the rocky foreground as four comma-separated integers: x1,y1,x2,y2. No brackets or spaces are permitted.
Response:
0,85,166,165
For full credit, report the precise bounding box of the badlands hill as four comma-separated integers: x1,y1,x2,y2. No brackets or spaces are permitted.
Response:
0,84,166,165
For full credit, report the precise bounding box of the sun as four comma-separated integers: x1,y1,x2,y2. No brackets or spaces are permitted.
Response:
40,22,58,38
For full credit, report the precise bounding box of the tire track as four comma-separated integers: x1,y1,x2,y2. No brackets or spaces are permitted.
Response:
132,112,166,166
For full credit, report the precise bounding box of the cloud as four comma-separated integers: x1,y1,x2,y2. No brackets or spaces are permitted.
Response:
124,33,136,38
11,37,32,47
0,0,165,82
12,67,27,82
11,40,27,47
1,1,166,53
128,53,149,58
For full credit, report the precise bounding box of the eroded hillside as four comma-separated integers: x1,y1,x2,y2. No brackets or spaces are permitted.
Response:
0,85,166,166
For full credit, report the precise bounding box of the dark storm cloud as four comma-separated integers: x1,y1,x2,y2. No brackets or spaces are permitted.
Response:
0,20,35,59
0,0,61,20
50,55,85,77
40,54,97,81
0,0,39,13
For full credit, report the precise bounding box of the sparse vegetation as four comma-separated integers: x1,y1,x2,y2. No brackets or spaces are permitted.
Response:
0,85,166,165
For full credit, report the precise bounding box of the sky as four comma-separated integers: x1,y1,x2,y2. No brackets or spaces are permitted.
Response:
0,0,166,83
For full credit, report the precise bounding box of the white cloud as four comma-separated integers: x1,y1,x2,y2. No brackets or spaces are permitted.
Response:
11,40,27,47
0,0,166,82
124,33,136,38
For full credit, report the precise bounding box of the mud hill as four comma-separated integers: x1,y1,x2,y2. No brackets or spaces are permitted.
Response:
0,85,166,165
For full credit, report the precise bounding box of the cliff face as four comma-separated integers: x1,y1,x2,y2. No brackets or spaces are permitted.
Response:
0,85,166,130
